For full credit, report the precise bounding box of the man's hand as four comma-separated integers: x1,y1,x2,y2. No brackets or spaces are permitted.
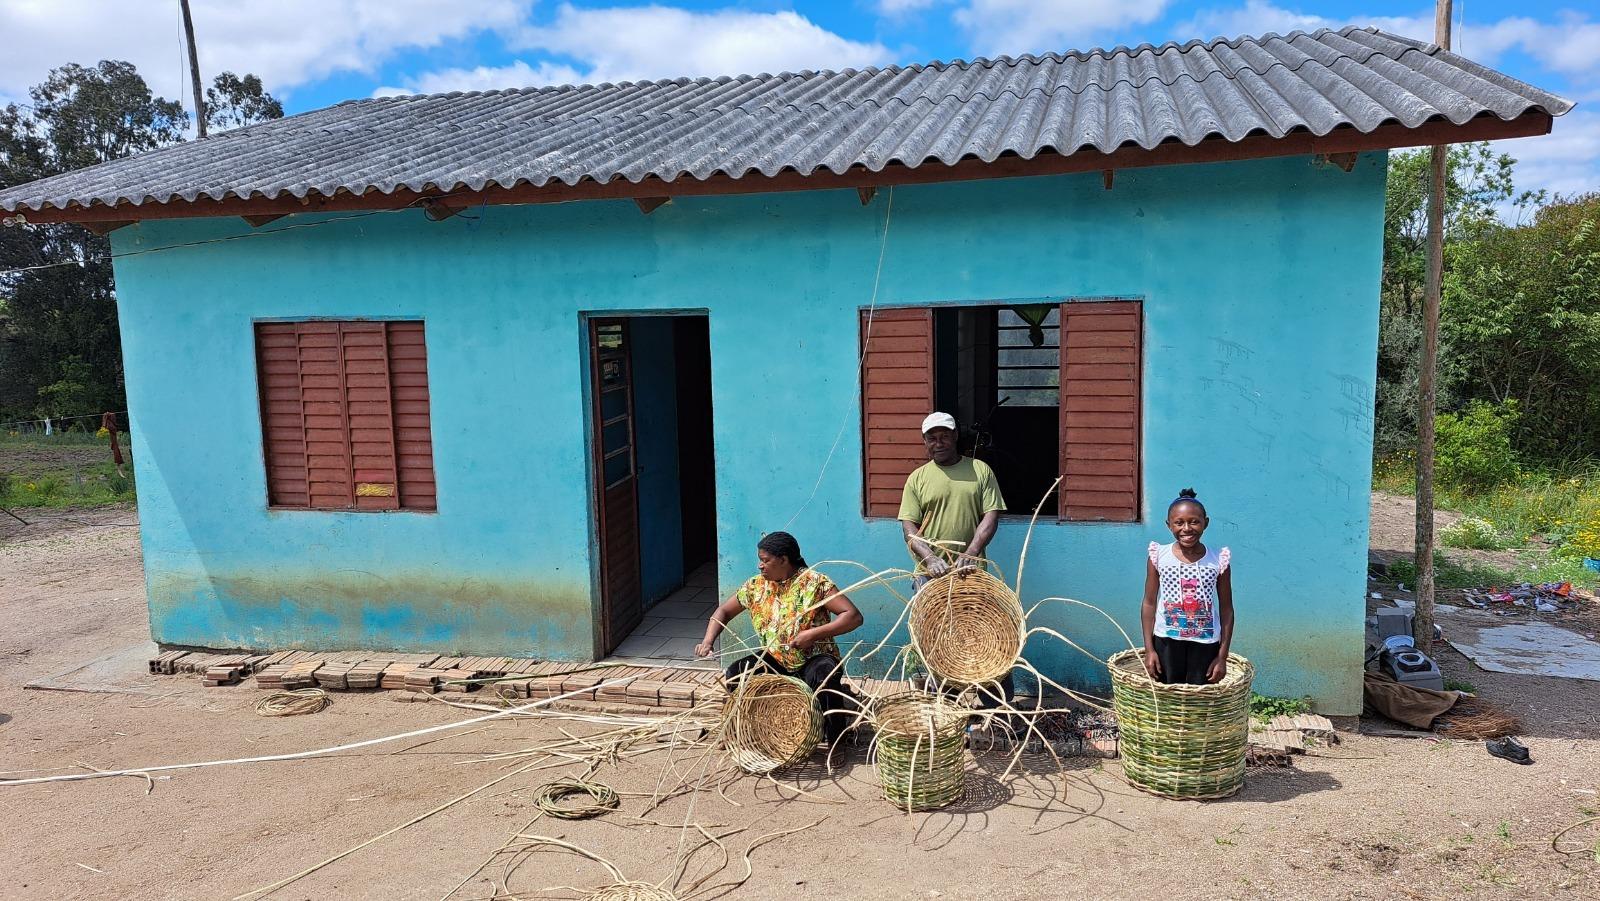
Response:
953,553,982,573
694,641,715,658
922,556,950,578
1143,648,1163,680
788,629,818,651
1206,653,1228,684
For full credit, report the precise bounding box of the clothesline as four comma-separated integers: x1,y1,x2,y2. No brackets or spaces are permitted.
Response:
0,409,127,431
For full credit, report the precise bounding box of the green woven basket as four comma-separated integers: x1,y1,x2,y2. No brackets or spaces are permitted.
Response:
1108,648,1254,800
872,692,968,811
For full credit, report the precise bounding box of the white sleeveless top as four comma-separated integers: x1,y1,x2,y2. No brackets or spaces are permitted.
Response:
1148,541,1230,644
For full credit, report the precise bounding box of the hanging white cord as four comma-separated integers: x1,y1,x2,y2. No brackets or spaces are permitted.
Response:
782,185,896,530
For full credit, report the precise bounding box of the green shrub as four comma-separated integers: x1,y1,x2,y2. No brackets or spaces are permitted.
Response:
33,476,63,498
1436,400,1520,490
1441,516,1509,550
1387,558,1418,584
1250,693,1313,723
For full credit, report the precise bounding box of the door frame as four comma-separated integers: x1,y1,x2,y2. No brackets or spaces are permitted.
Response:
579,309,712,659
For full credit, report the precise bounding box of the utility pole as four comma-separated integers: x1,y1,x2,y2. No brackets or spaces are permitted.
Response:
180,0,207,138
1414,0,1452,654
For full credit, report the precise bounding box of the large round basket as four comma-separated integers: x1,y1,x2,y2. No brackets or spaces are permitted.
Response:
872,692,968,811
719,673,821,774
584,883,678,901
909,568,1025,686
1108,648,1254,800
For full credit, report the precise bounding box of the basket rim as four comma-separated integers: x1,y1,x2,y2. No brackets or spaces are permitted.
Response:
1107,647,1254,693
871,691,970,737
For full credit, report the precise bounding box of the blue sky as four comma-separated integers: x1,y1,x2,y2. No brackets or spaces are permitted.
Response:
2,1,1595,198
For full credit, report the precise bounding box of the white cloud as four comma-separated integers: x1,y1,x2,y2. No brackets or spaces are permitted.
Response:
877,0,944,15
373,60,585,97
951,0,1172,56
509,4,893,82
1492,110,1600,201
1180,3,1599,87
0,0,530,103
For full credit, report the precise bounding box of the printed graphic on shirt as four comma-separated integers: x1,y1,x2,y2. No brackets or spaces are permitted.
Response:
1149,542,1229,643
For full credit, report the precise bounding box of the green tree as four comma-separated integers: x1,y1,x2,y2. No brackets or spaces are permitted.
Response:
1441,194,1600,459
0,62,281,421
1374,143,1544,453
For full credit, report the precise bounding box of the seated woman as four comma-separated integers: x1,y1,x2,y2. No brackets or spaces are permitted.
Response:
695,531,864,745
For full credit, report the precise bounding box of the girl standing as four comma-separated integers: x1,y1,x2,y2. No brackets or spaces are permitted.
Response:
1142,488,1235,685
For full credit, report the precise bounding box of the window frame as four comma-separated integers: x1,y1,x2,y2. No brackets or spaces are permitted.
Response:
253,317,438,513
859,297,1143,524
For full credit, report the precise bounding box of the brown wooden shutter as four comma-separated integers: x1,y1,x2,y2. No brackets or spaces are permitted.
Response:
386,321,437,511
256,320,436,512
861,307,933,517
1059,301,1142,521
256,323,311,507
296,322,355,508
341,322,400,510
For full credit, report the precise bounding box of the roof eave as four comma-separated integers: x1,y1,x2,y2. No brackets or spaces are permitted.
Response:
1,111,1555,226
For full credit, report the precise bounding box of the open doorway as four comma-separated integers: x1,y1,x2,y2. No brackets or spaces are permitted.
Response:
587,313,718,661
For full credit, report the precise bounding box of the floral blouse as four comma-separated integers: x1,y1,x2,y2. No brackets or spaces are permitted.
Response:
736,569,841,670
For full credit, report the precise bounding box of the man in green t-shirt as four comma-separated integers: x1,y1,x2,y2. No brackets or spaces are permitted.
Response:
899,411,1016,712
899,412,1006,577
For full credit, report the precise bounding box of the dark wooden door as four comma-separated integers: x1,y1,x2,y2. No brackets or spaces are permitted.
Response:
590,319,643,654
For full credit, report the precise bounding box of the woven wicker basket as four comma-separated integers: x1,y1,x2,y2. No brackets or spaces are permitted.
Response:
584,883,678,901
1108,648,1254,800
909,568,1025,686
872,692,968,811
719,673,821,774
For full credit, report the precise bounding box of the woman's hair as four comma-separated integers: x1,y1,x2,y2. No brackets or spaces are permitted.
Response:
757,531,808,570
1168,487,1206,516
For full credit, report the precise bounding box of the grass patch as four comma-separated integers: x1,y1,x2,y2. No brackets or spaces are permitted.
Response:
1386,551,1596,590
1374,456,1600,550
0,436,135,508
1443,678,1477,693
1250,693,1312,723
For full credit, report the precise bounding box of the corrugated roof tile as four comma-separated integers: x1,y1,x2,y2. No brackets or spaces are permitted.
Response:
0,26,1572,214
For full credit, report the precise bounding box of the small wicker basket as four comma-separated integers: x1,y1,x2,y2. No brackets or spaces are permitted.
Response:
1108,648,1254,800
719,673,821,774
872,692,968,811
909,568,1025,686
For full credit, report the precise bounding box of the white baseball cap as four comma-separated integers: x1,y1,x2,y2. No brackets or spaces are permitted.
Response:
921,412,957,434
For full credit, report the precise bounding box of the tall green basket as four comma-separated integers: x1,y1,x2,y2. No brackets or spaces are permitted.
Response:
872,692,968,811
1108,648,1254,800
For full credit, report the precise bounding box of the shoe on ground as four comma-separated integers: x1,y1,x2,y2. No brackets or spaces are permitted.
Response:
1485,736,1532,765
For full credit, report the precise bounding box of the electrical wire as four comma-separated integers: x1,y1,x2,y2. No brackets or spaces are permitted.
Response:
781,185,895,530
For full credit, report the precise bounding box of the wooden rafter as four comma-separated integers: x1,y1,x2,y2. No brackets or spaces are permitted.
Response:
633,196,671,214
5,113,1555,226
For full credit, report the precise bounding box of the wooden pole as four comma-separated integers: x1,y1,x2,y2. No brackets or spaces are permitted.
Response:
1414,0,1452,654
180,0,207,138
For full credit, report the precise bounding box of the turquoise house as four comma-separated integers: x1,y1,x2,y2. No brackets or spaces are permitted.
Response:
0,28,1570,712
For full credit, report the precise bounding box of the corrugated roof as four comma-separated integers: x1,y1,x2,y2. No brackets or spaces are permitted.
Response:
0,26,1573,214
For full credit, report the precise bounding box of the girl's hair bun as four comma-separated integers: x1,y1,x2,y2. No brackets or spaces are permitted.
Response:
1178,487,1198,500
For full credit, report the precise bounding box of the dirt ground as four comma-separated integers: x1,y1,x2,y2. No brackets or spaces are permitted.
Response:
1,506,1597,900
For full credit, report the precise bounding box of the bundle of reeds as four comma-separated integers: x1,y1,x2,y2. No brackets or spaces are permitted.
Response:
871,692,968,811
909,568,1024,686
1108,648,1254,800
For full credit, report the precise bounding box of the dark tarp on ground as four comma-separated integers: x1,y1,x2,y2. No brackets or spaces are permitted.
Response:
1363,670,1461,729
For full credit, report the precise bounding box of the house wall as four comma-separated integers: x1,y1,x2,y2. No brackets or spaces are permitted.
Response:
111,152,1385,710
